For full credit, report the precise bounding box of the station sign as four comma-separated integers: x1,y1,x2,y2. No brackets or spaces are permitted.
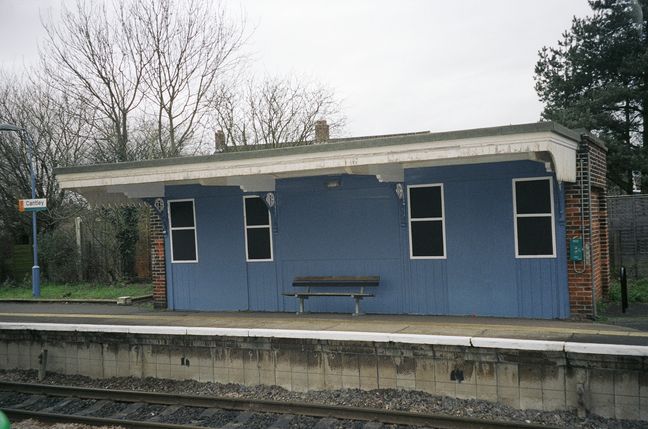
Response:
18,198,47,212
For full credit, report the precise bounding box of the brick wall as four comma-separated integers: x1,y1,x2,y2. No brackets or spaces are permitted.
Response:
134,211,151,280
564,137,609,318
150,209,167,309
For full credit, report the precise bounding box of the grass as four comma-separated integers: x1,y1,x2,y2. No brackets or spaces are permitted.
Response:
608,278,648,303
0,282,153,300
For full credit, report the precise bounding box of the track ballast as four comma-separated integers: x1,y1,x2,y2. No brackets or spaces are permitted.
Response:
0,381,559,429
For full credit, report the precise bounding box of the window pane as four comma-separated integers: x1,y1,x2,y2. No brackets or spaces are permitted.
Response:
410,186,442,218
169,201,195,228
245,197,270,226
411,220,444,257
172,229,197,261
247,227,272,260
515,180,551,214
517,217,553,256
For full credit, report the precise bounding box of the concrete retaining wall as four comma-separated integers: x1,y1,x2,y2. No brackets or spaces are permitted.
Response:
0,329,645,421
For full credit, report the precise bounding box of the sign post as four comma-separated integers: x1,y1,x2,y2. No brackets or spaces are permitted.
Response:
1,123,41,297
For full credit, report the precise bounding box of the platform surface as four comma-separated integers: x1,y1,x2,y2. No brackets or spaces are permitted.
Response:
0,302,647,347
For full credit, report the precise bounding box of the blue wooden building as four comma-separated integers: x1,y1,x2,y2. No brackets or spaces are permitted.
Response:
56,122,610,319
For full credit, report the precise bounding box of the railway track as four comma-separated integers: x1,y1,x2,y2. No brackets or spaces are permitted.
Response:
0,381,560,429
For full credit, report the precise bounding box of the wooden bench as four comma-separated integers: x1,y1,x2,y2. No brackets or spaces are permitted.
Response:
283,276,379,316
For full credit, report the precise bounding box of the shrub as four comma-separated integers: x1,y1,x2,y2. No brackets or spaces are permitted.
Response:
0,232,11,282
39,228,80,283
609,278,648,303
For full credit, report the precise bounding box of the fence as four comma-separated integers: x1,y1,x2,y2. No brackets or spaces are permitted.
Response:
608,195,648,279
2,207,152,285
33,207,151,284
77,207,151,283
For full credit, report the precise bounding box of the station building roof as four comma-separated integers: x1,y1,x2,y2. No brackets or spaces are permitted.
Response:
55,121,589,204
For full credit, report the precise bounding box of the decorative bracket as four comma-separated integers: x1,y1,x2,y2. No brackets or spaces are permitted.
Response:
262,192,279,233
142,197,169,235
394,183,407,227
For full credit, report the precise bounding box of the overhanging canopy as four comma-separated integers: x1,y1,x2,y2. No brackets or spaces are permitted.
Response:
55,122,584,205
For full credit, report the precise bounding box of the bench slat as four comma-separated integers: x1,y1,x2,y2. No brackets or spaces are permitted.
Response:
288,275,379,316
282,293,374,297
293,276,379,287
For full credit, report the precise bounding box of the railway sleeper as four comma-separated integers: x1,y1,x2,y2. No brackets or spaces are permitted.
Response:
0,383,561,429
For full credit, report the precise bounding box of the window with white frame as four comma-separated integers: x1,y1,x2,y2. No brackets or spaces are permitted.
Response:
408,184,446,258
244,196,273,261
168,199,198,263
513,177,555,257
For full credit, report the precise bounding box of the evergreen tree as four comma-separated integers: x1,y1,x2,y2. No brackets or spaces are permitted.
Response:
535,0,648,193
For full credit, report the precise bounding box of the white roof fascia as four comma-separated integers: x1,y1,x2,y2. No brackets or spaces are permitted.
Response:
58,131,578,191
81,187,148,208
226,175,276,192
106,183,165,198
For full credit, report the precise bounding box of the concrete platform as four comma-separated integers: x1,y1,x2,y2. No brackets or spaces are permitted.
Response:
1,303,647,420
0,302,647,347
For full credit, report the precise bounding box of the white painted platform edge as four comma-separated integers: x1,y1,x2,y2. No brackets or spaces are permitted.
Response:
563,342,648,356
470,337,565,352
1,322,647,356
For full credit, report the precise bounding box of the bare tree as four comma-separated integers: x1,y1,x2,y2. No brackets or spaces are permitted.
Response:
41,0,247,160
41,0,149,162
132,0,246,157
0,73,93,234
211,76,345,148
40,1,342,158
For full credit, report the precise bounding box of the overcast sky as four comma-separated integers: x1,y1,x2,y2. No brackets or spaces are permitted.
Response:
0,0,592,137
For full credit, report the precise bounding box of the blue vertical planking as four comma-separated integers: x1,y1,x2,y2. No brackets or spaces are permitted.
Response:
166,185,249,311
445,177,518,317
275,175,403,314
405,161,568,318
247,263,279,311
163,160,569,318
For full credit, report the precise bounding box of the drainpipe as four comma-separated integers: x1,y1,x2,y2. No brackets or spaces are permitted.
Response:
574,158,586,274
587,145,597,319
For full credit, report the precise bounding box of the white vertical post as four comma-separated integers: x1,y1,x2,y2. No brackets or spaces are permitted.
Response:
75,217,83,281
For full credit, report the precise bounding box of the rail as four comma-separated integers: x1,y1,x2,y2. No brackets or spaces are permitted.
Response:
0,381,560,429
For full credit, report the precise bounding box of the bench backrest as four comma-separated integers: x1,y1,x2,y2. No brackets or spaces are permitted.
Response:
293,276,380,288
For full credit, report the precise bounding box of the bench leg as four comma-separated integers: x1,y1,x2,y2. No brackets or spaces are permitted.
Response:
353,297,362,316
298,296,305,315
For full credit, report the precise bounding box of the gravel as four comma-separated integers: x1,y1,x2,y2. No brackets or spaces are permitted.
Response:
288,415,319,428
199,410,238,427
124,404,166,421
11,419,124,429
0,392,30,407
53,399,97,415
313,419,367,429
160,406,204,424
86,401,129,418
20,396,64,411
0,369,644,428
244,412,283,428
